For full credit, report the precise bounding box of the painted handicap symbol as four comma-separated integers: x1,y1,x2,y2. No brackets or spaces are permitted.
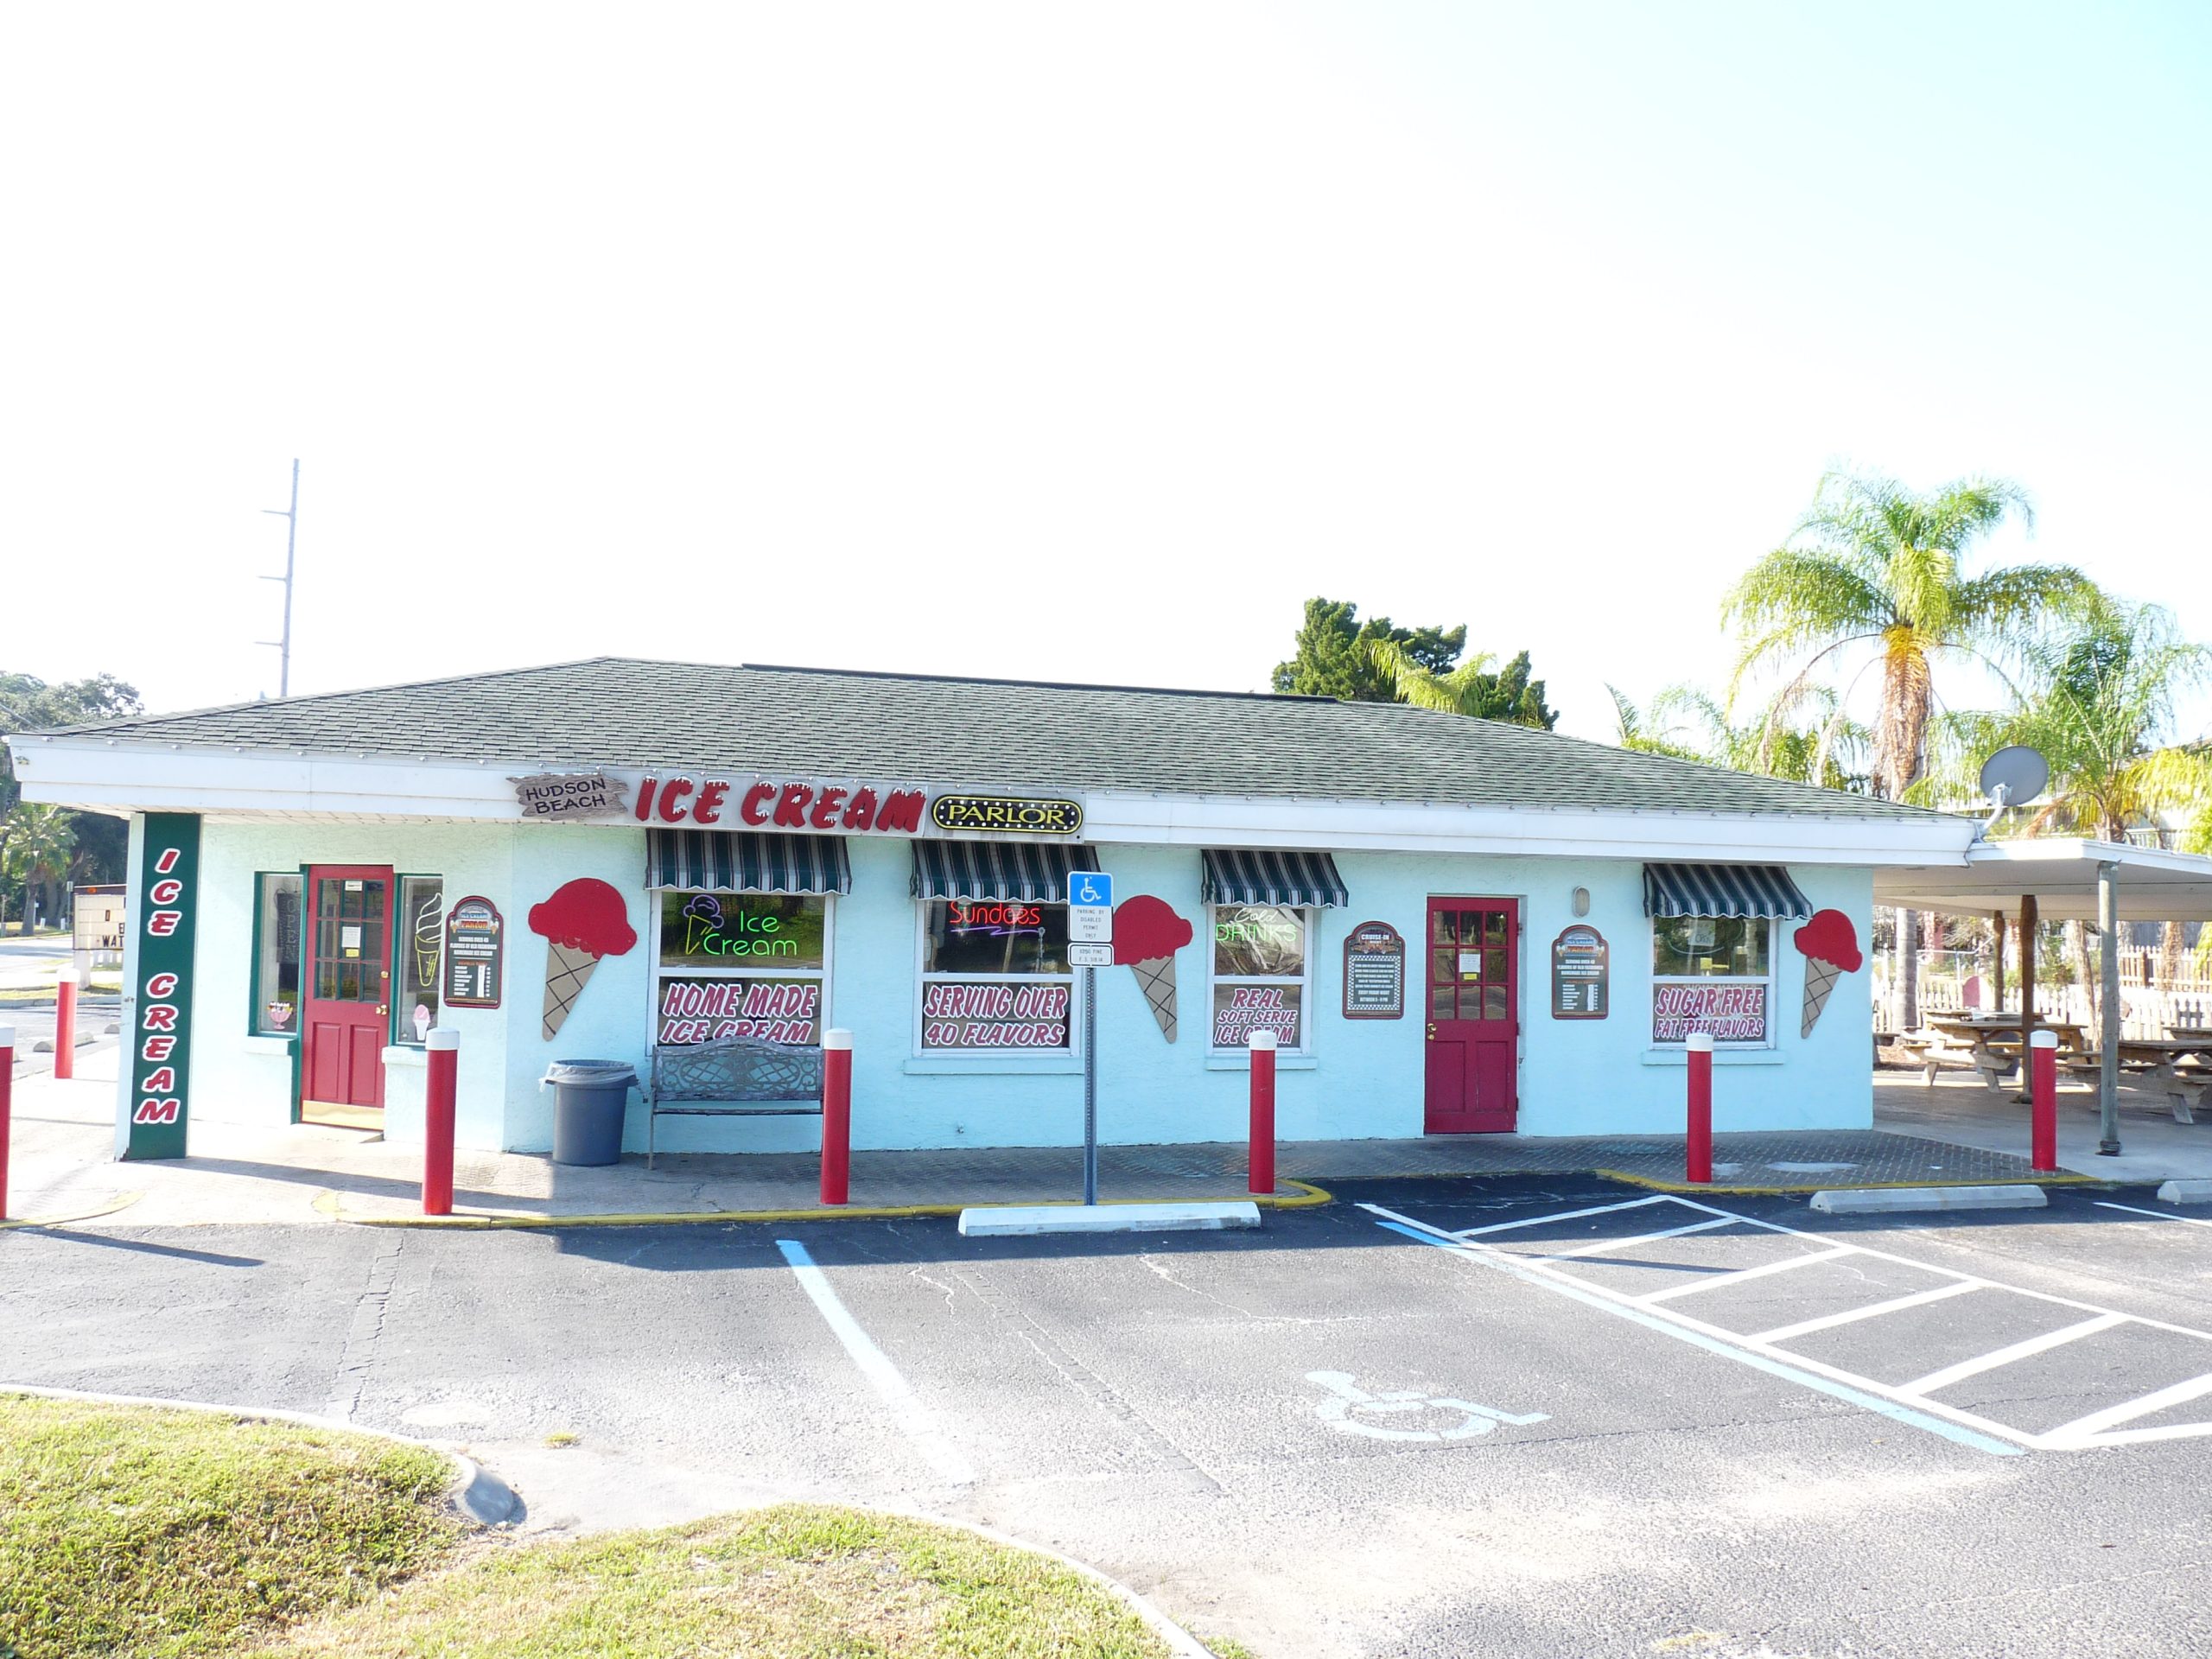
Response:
1306,1370,1548,1442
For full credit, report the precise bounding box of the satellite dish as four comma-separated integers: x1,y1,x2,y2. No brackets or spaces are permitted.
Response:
1978,746,2049,812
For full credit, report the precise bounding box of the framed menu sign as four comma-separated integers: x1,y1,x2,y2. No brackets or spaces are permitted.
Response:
444,896,505,1009
1341,920,1407,1020
1551,925,1609,1020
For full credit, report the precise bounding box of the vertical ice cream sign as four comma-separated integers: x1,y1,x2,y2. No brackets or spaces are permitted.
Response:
1793,909,1863,1037
529,879,639,1039
123,813,200,1160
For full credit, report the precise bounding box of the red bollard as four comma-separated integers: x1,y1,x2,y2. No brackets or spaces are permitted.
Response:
1,1022,14,1222
1685,1032,1713,1185
2030,1028,2058,1173
1249,1029,1277,1196
54,974,77,1081
423,1028,457,1217
820,1028,853,1206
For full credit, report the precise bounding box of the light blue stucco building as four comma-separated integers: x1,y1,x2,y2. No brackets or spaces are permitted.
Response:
7,659,1977,1161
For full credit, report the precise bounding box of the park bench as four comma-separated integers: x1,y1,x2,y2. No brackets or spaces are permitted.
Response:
645,1034,824,1169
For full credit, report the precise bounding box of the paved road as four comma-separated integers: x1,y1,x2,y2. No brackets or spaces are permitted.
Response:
8,1176,2212,1656
0,936,119,1077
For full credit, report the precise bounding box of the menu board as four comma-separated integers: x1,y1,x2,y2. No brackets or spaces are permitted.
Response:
1341,921,1406,1020
443,896,505,1009
1551,925,1609,1020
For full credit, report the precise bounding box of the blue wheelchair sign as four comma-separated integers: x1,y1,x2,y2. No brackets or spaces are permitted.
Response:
1067,871,1114,909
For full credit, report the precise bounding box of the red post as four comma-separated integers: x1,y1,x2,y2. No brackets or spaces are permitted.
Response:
1685,1032,1713,1185
1249,1029,1277,1196
820,1027,853,1206
54,974,77,1081
2030,1028,2058,1173
1,1022,14,1223
423,1028,457,1217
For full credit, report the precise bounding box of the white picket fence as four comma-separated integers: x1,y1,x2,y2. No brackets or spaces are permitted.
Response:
1873,951,2212,1038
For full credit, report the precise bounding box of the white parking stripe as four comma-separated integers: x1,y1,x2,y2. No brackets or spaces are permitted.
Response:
1538,1217,1736,1262
2044,1372,2212,1447
1641,1244,1856,1303
1899,1313,2128,1396
1749,1281,1980,1345
2095,1202,2212,1230
1451,1195,1670,1239
776,1237,976,1486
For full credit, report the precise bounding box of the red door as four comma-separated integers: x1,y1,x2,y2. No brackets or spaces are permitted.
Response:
1424,897,1519,1133
302,865,394,1122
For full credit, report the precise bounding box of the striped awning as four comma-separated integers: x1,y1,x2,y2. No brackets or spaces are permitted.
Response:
1200,849,1350,909
1643,862,1811,920
910,840,1100,904
646,829,852,896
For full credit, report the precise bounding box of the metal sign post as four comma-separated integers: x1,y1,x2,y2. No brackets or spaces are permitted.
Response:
1068,873,1114,1206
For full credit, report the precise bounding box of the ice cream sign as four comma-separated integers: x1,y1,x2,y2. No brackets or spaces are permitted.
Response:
1793,909,1863,1037
505,771,1084,839
530,878,639,1039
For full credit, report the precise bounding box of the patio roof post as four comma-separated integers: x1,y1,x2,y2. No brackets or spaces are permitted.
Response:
2098,861,2122,1156
2019,893,2037,1050
1993,910,2006,1007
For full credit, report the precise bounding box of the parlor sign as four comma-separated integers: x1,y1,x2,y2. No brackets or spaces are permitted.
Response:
122,812,200,1160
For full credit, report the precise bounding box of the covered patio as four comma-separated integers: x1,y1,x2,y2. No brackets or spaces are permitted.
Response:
1877,837,2212,1160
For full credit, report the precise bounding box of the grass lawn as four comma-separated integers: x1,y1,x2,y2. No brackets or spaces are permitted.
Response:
0,1397,1198,1659
270,1504,1179,1659
0,1395,461,1659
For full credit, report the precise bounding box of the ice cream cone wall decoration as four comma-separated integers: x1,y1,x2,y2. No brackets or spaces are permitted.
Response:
1111,895,1194,1041
528,878,639,1039
1791,908,1863,1038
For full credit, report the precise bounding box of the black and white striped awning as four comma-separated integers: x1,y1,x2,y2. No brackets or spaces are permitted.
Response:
910,840,1100,904
1643,862,1811,920
1200,849,1350,910
646,829,852,896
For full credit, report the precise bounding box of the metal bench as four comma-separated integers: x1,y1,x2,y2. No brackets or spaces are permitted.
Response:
646,1035,823,1169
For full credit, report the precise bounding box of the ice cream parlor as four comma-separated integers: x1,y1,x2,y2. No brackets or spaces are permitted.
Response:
4,658,1980,1160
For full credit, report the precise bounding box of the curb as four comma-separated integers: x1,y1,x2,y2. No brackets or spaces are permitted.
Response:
1810,1184,2050,1215
0,1382,519,1525
1598,1166,2098,1197
0,1192,147,1232
0,1383,1216,1656
318,1179,1332,1230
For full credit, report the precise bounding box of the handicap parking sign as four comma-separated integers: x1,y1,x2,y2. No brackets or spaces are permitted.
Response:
1067,871,1114,909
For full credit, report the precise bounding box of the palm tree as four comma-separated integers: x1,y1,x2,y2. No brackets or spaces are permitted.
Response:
1619,683,1872,791
1724,469,2101,1027
1,804,76,935
1936,601,2212,996
1368,642,1559,728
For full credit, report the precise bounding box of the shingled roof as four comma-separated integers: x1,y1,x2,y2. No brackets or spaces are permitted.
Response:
28,658,1942,821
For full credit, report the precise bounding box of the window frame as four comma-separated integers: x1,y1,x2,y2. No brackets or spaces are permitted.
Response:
647,889,836,1051
388,873,446,1048
912,898,1080,1058
1206,903,1315,1057
247,870,304,1038
1649,914,1777,1048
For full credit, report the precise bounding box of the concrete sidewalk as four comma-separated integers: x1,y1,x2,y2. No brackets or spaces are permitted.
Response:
6,1049,2149,1230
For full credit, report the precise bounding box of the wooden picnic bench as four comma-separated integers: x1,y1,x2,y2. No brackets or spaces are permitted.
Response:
1898,1027,2012,1090
2058,1049,2212,1125
645,1034,824,1169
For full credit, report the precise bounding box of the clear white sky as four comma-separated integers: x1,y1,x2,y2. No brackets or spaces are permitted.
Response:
7,2,2208,743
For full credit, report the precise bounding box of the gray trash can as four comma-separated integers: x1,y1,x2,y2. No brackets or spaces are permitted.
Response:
543,1060,637,1166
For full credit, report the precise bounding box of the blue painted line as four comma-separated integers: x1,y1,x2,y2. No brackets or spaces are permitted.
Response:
1375,1219,2024,1458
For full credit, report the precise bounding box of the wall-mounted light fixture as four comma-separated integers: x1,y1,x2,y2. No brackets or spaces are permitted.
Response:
1571,887,1591,918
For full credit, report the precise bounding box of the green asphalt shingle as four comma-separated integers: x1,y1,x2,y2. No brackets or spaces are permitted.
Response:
22,657,1944,820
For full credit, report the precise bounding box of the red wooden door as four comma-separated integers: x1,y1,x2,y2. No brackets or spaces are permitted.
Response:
1424,897,1519,1133
302,866,394,1116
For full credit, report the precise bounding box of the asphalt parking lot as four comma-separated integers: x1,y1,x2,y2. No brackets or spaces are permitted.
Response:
9,1176,2212,1657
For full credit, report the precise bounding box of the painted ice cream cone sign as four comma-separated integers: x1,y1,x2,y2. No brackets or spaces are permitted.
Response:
1111,895,1194,1041
1792,908,1864,1038
528,878,639,1039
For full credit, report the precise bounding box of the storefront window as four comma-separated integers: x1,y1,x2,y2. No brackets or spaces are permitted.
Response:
392,875,444,1045
1209,904,1309,1052
251,873,302,1036
1651,916,1773,1044
653,892,830,1046
918,899,1073,1050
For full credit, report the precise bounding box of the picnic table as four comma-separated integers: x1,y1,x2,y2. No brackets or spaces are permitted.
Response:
2057,1041,2212,1125
1904,1016,2088,1091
